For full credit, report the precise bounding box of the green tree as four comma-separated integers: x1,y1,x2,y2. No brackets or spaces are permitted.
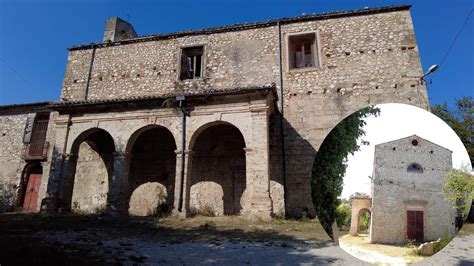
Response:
431,96,473,166
311,106,379,238
443,169,474,222
335,202,352,228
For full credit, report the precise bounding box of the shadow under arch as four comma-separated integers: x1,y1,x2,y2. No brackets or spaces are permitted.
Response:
16,162,43,211
186,121,247,216
123,125,177,215
63,127,116,213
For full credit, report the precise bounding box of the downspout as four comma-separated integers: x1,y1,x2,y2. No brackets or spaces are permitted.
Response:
176,96,186,212
277,22,288,212
84,46,96,101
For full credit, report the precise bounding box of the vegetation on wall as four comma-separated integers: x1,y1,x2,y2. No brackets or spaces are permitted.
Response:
311,106,379,238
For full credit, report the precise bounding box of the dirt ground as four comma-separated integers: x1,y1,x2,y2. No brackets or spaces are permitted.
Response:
338,233,424,265
0,213,363,265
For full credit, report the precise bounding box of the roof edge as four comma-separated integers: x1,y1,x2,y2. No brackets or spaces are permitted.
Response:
69,4,411,51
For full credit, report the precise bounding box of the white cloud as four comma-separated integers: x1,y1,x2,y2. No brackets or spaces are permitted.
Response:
340,103,471,200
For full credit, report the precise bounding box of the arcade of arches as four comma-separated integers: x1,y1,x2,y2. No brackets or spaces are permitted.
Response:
60,117,271,218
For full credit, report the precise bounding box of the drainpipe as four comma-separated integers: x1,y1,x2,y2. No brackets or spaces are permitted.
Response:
176,96,186,212
84,46,96,100
277,22,288,211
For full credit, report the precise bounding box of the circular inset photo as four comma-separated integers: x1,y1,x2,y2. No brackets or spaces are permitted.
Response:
311,103,472,265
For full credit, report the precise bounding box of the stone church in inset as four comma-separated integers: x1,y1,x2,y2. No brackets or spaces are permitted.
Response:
370,135,456,243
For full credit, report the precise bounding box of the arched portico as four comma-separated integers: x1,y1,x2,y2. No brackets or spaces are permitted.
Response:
349,196,372,236
63,128,115,213
124,125,177,216
185,122,247,216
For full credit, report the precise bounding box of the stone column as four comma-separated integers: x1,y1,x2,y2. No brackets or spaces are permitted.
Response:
243,107,272,219
172,149,194,217
172,149,183,214
40,115,71,213
108,151,125,214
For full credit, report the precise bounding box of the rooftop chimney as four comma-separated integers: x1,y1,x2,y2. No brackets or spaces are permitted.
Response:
103,17,137,42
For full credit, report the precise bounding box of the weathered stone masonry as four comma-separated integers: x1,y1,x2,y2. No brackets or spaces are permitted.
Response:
370,135,456,243
0,5,429,218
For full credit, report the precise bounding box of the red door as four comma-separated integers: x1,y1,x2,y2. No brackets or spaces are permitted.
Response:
22,174,42,212
407,210,424,241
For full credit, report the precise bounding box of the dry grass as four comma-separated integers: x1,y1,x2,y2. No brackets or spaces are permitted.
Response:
339,233,425,264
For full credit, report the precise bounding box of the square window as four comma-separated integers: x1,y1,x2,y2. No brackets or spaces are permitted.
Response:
180,46,204,80
288,33,320,69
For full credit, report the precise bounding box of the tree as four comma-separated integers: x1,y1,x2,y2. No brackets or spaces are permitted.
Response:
431,96,473,166
442,169,474,227
335,202,351,228
311,106,379,238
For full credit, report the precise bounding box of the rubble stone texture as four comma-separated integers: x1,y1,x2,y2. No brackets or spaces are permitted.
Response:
370,135,456,243
0,5,429,219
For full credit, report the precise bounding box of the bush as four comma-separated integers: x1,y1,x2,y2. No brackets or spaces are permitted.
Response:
335,203,351,227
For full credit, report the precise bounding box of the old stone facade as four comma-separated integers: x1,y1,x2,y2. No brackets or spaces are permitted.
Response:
370,135,456,243
0,5,429,219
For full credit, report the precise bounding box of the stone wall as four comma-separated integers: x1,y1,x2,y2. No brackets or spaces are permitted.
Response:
58,7,428,217
0,113,31,212
70,141,110,213
370,135,456,243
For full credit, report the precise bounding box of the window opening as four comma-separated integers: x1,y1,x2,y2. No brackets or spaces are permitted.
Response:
180,46,203,80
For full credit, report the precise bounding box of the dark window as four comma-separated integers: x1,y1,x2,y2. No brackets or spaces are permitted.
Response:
180,46,203,80
407,163,423,173
288,33,318,69
411,139,418,146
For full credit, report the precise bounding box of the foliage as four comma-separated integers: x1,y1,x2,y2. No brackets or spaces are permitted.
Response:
442,169,474,221
311,106,379,238
359,212,370,231
335,202,351,227
431,96,473,165
433,232,454,254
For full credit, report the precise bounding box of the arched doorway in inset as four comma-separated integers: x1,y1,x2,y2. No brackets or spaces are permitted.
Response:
349,196,372,236
18,162,43,212
357,208,371,234
125,126,177,216
187,122,246,216
65,128,115,213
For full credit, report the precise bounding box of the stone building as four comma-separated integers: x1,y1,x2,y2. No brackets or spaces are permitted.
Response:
370,135,456,243
0,5,429,219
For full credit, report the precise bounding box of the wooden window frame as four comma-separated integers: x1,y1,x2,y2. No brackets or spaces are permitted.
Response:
287,31,322,71
178,45,205,81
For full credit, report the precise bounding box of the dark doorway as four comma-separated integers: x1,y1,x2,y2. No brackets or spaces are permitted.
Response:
189,123,246,215
407,210,424,241
127,126,177,214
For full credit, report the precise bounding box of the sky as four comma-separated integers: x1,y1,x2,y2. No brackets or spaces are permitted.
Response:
341,103,472,200
0,0,472,106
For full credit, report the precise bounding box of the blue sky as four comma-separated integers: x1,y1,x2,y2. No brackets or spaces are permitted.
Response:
0,0,472,106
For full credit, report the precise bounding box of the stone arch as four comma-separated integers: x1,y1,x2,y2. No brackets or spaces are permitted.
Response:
349,197,372,236
64,128,115,213
187,120,249,151
17,162,43,212
124,125,177,216
186,122,247,216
